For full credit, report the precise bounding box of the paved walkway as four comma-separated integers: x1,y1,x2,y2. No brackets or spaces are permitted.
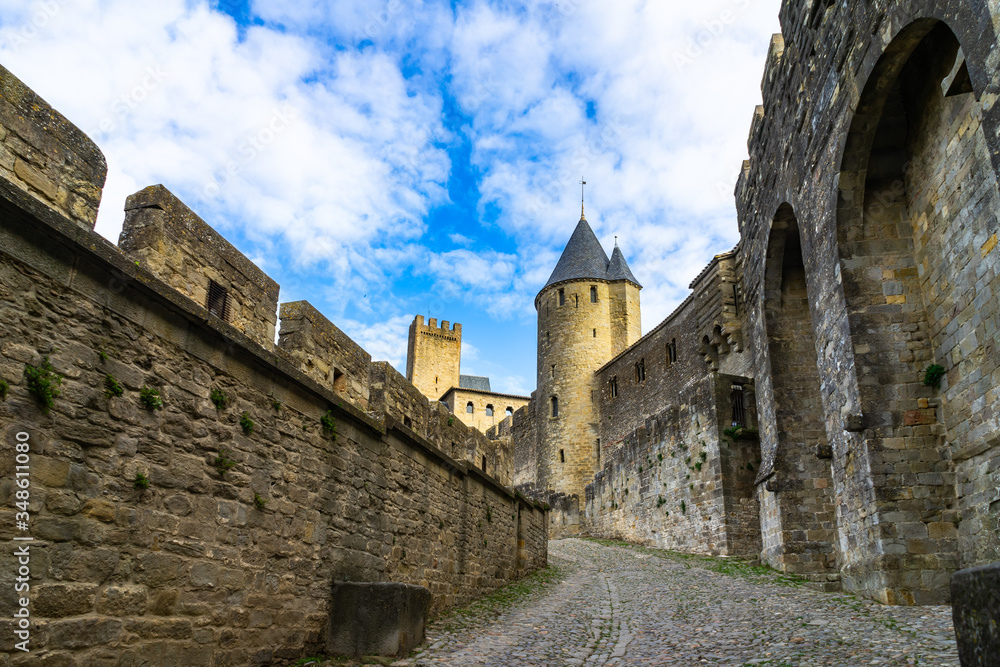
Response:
406,538,960,666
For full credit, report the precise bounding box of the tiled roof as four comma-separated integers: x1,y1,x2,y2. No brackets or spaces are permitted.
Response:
541,217,641,292
459,375,492,392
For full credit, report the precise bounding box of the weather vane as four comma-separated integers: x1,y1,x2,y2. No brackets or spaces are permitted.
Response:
581,178,587,218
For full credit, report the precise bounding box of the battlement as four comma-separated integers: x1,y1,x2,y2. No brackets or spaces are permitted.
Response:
412,314,462,335
0,63,106,229
118,184,280,351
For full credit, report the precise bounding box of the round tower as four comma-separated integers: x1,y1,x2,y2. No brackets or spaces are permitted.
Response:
535,212,641,534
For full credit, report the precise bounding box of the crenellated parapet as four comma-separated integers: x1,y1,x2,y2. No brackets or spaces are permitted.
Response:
119,185,280,351
0,63,107,229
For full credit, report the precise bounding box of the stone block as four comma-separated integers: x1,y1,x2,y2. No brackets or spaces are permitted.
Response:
951,562,1000,666
327,582,431,658
33,583,97,618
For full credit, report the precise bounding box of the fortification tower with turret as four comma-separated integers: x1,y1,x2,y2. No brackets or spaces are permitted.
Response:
535,209,641,534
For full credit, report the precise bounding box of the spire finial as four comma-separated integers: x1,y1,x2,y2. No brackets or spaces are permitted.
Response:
615,235,619,248
580,179,587,220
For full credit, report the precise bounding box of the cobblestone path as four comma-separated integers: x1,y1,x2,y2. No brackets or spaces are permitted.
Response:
407,538,960,666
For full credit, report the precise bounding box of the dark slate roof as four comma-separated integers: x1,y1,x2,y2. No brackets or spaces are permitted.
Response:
459,375,492,392
607,245,640,285
541,217,642,292
542,218,611,290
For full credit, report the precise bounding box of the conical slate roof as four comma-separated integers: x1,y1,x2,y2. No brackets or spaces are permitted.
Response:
541,216,642,293
607,245,640,285
542,218,610,290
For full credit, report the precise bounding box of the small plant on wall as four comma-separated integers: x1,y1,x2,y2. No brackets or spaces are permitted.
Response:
253,493,268,510
210,388,228,410
240,412,254,435
139,385,163,410
23,357,62,414
321,410,337,439
214,449,236,476
923,364,945,388
104,374,124,398
0,379,8,401
133,472,150,490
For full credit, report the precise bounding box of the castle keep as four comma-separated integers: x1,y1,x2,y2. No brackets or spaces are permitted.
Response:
405,315,530,435
502,0,1000,606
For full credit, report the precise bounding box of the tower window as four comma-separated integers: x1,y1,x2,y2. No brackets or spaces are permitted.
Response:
550,364,555,378
610,376,618,398
558,289,565,306
591,286,598,303
593,328,597,338
485,404,494,417
596,439,601,464
547,332,550,343
559,449,565,463
667,339,678,365
731,384,747,428
506,406,513,417
466,402,474,414
482,456,487,472
636,359,646,383
206,280,231,320
551,396,559,417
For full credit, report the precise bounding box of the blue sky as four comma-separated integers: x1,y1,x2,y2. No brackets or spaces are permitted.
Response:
0,0,780,396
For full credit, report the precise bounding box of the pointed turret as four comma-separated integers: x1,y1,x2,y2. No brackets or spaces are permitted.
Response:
607,244,641,287
541,217,611,292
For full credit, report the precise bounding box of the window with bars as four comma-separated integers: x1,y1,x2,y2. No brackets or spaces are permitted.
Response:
731,384,747,428
206,280,231,320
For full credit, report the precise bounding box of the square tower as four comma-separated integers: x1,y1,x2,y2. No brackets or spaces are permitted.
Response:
406,315,462,400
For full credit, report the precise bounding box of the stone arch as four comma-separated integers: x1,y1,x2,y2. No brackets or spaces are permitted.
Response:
836,19,1000,601
759,203,838,581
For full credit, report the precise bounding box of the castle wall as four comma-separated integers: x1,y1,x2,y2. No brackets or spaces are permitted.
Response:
405,316,461,401
737,0,1000,603
584,256,760,556
0,74,545,662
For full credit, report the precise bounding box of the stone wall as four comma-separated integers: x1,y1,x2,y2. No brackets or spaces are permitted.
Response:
0,64,105,230
736,0,1000,603
119,185,280,352
0,63,545,664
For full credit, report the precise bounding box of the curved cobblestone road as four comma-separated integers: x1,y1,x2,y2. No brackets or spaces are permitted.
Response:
408,539,960,666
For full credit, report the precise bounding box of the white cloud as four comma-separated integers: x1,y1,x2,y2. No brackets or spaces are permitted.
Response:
340,314,413,370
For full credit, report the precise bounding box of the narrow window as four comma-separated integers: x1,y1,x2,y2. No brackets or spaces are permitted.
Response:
482,456,487,472
667,339,678,365
403,416,412,428
551,396,559,417
559,449,565,463
332,369,347,393
596,439,601,464
466,402,474,414
506,406,513,417
610,376,618,398
731,384,746,428
485,404,494,417
558,288,565,306
206,280,231,320
590,286,598,303
575,294,579,308
550,364,555,378
636,359,646,383
593,328,597,338
547,332,550,343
